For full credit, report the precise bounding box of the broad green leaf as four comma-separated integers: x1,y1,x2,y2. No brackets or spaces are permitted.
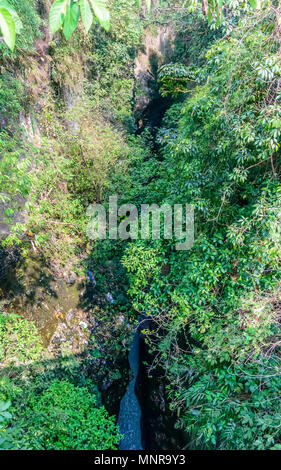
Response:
0,401,11,412
1,411,12,419
0,7,15,50
90,0,110,32
249,0,257,8
63,0,79,39
0,1,22,32
80,0,93,33
49,0,67,34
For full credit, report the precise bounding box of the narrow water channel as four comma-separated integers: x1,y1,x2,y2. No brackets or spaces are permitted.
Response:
117,317,186,450
117,325,142,450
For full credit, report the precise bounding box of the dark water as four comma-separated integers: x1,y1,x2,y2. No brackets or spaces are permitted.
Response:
117,326,142,450
116,317,187,450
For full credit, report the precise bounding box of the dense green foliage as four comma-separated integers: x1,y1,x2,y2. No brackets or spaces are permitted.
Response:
0,313,42,363
0,0,40,54
122,6,281,450
0,0,144,451
0,314,121,449
10,379,120,450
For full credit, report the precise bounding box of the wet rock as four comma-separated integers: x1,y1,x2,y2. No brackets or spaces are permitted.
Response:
48,307,91,356
65,310,75,324
87,270,96,286
66,274,76,285
106,292,114,303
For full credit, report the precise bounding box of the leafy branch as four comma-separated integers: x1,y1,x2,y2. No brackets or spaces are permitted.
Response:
0,0,22,50
49,0,110,39
0,0,155,50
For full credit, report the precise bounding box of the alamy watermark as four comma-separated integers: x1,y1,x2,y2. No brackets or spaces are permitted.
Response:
86,196,194,250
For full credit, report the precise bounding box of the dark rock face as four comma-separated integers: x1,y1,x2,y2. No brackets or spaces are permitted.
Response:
137,329,187,450
134,26,175,122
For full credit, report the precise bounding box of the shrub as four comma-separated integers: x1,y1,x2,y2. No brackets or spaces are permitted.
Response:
14,379,121,450
0,313,42,364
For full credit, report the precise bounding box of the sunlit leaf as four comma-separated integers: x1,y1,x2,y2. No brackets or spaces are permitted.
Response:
0,0,22,32
90,0,110,32
63,0,79,39
80,0,93,33
249,0,257,8
49,0,67,34
0,7,15,50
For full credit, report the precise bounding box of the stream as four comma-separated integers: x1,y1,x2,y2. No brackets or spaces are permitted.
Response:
117,324,142,450
117,316,187,450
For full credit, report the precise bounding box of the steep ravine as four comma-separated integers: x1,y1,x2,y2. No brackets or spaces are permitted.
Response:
0,24,184,451
116,25,185,450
